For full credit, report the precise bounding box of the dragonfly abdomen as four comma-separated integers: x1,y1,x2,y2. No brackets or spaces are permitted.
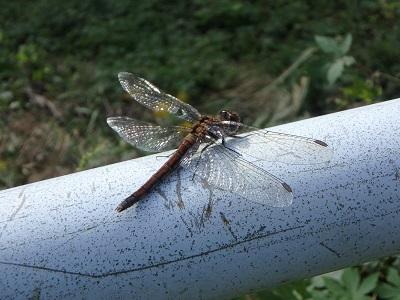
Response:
116,134,196,212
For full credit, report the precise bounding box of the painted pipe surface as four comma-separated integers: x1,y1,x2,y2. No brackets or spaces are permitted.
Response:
1,99,399,299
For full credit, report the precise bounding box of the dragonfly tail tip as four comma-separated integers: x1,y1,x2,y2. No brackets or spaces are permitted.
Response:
115,206,124,213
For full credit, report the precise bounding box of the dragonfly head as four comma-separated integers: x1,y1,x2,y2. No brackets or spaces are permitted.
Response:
219,110,240,122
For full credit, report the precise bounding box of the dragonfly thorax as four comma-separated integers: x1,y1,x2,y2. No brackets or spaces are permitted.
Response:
190,115,224,142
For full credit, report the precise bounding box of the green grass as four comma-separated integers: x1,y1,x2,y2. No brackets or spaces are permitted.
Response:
1,0,399,188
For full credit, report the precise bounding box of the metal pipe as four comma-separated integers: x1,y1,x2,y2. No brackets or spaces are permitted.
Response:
1,99,399,299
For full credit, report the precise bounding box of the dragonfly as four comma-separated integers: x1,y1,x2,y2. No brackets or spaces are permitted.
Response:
108,72,333,212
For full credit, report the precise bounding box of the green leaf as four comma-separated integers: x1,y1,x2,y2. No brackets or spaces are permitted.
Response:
376,268,400,299
342,268,360,294
376,283,400,299
309,289,331,300
327,60,344,85
339,33,352,55
342,56,356,66
387,267,400,286
324,276,345,294
341,79,382,104
358,273,378,294
315,35,338,53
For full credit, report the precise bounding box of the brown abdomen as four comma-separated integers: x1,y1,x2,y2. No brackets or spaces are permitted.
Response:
116,135,196,212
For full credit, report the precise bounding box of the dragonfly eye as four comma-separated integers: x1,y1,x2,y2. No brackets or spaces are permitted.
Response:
219,110,240,122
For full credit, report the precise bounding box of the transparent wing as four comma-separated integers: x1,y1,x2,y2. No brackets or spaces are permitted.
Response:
107,117,189,152
118,72,201,123
220,122,333,164
180,141,293,207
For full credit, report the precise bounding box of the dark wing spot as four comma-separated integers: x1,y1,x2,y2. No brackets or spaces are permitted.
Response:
282,182,293,193
314,139,328,147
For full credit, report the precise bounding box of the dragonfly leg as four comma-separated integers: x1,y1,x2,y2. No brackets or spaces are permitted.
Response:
221,136,242,156
189,142,214,181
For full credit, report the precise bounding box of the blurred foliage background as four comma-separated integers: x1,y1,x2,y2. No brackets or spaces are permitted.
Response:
0,0,399,299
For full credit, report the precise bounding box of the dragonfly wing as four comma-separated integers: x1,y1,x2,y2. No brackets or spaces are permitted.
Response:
107,117,189,152
118,72,201,123
180,142,293,207
222,123,333,164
